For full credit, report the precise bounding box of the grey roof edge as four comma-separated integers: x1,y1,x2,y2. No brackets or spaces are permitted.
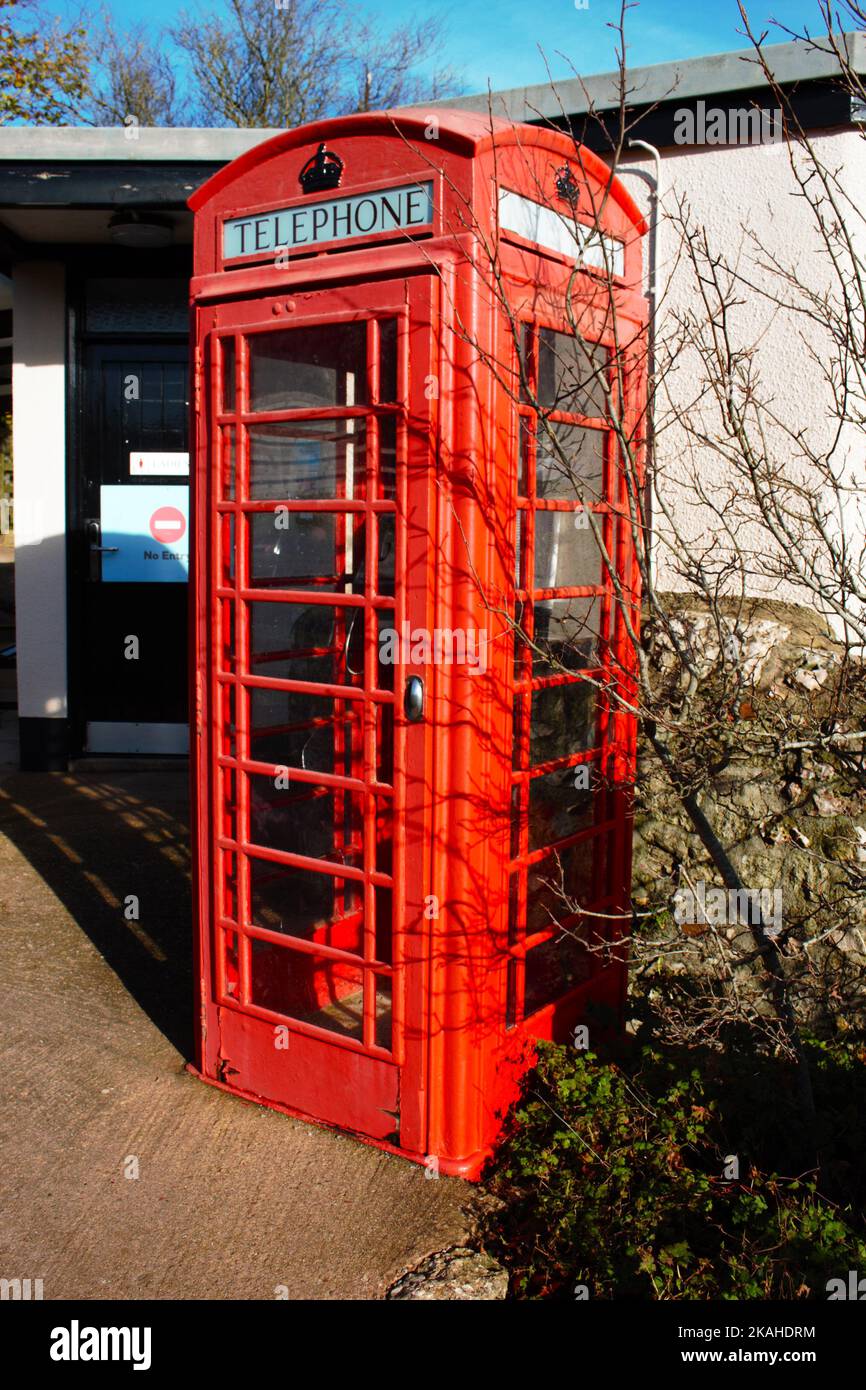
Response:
2,34,862,161
0,127,284,161
432,33,866,122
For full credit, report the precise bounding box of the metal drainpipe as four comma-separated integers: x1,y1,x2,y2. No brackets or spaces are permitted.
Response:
624,138,661,585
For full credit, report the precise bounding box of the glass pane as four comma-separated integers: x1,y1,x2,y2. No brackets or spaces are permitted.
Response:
508,873,521,945
221,337,236,413
530,680,595,764
219,513,235,586
249,419,365,501
376,703,394,784
533,512,604,591
249,511,364,593
249,687,363,774
248,600,363,685
220,426,235,501
518,418,532,495
379,320,398,403
515,508,525,587
221,849,238,923
247,771,363,868
378,415,397,499
118,361,186,448
250,940,364,1039
524,930,594,1016
85,277,188,333
519,324,532,404
218,681,236,759
249,322,366,412
533,596,603,673
250,857,362,950
510,783,523,858
221,926,239,997
537,329,609,418
375,974,393,1050
526,838,597,934
377,514,395,595
506,956,519,1029
512,695,527,770
375,609,397,691
536,422,605,502
218,600,236,673
528,765,595,850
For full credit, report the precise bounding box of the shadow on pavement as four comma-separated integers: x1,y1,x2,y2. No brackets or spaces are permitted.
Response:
0,767,194,1058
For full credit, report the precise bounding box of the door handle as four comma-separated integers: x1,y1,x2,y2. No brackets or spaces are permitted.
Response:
85,519,118,580
404,675,424,722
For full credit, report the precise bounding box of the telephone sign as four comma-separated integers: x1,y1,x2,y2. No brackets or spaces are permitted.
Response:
222,180,434,260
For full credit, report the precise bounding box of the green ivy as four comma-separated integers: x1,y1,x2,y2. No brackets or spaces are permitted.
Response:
481,1043,866,1299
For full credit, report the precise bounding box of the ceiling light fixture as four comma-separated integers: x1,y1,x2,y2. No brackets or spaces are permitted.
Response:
108,212,173,249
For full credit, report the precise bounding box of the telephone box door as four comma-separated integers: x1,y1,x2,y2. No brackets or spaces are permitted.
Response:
195,275,437,1154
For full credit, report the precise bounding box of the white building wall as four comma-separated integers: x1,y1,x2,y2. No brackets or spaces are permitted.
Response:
620,129,866,634
12,262,67,720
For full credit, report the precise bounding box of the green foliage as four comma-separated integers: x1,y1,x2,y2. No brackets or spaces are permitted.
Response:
482,1042,866,1299
0,0,88,124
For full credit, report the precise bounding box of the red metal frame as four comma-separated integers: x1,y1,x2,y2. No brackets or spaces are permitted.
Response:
189,109,647,1179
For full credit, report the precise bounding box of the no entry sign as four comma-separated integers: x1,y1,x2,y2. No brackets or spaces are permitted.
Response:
99,485,189,583
150,506,187,546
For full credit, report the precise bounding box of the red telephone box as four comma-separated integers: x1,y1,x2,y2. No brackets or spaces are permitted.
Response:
188,109,647,1178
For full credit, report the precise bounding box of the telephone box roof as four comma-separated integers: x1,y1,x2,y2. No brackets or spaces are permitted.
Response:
188,107,647,236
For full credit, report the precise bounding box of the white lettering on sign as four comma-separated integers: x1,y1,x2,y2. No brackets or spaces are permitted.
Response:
498,187,625,277
222,181,435,261
129,452,189,477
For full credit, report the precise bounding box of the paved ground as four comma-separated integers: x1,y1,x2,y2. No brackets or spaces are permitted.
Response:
0,769,470,1300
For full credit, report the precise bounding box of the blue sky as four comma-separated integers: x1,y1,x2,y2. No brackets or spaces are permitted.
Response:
45,0,833,95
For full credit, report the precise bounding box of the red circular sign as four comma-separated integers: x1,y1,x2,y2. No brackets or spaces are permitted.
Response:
149,506,187,546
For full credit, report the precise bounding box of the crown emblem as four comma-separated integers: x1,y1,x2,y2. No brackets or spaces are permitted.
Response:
555,161,580,206
299,143,344,193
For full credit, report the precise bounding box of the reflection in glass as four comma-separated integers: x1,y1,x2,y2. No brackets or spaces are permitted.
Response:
250,940,365,1039
249,686,362,774
524,930,593,1016
526,837,597,933
378,415,397,499
533,512,604,590
250,857,361,946
533,596,603,673
249,419,365,501
249,322,366,412
221,337,235,413
536,422,605,502
378,320,398,404
537,329,609,418
247,771,362,866
249,511,363,592
530,680,595,763
528,766,594,849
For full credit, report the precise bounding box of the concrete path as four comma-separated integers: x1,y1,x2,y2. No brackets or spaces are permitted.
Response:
0,770,469,1300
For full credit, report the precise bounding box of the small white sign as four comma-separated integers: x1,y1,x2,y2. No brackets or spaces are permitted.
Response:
129,451,189,477
498,187,625,277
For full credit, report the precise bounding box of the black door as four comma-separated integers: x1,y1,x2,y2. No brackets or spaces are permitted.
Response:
73,342,190,754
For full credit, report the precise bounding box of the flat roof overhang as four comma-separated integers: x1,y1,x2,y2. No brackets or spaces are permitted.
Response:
0,129,282,261
433,34,866,151
2,33,865,260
